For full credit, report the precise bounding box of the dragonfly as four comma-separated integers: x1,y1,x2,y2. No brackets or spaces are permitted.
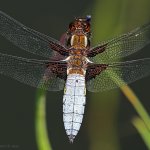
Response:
0,11,150,143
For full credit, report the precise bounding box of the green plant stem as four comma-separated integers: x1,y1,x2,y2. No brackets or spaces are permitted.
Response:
110,71,150,130
132,117,150,149
121,86,150,131
35,89,52,150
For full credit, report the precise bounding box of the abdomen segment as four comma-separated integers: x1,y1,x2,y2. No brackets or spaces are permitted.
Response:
63,74,86,143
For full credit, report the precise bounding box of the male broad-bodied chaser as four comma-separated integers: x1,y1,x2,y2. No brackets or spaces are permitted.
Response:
0,11,150,142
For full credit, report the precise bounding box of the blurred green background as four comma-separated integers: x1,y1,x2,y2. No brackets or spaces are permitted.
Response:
0,0,150,150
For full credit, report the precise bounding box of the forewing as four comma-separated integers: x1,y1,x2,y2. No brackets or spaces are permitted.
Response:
87,58,150,92
0,11,65,59
0,53,66,91
90,23,150,63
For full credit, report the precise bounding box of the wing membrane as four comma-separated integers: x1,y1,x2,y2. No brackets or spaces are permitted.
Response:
90,23,150,63
0,53,66,91
0,11,65,59
87,58,150,92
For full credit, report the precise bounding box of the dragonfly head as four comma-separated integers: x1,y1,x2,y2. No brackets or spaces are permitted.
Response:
69,15,91,35
68,16,91,48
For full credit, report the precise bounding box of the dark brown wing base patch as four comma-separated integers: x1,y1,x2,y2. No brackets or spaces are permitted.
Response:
87,43,108,57
45,61,67,80
86,64,108,81
49,41,69,56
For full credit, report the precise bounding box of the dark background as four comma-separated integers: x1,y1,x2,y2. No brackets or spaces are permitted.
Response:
0,0,150,150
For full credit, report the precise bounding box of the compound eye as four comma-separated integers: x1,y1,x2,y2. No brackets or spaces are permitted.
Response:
83,23,90,32
69,23,76,32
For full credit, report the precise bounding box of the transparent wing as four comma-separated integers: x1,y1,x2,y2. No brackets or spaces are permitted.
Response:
0,11,65,59
0,53,66,91
87,58,150,92
90,23,150,63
